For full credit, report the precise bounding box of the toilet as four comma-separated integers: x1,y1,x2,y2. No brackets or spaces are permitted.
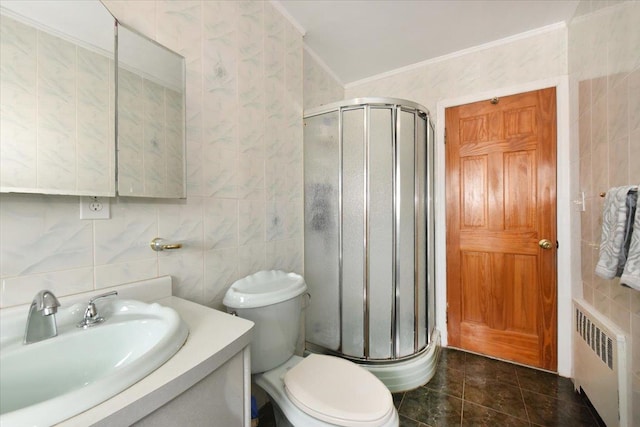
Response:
223,270,399,427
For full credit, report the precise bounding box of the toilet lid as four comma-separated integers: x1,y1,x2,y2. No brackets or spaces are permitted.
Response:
283,354,393,427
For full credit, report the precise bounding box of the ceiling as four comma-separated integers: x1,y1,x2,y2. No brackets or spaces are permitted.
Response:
275,0,579,85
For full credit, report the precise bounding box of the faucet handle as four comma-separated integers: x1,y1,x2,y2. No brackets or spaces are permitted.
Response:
89,290,118,304
77,291,118,328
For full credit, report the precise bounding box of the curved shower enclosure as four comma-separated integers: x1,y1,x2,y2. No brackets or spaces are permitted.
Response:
303,98,438,392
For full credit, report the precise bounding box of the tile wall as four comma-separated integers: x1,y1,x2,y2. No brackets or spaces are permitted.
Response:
303,49,344,110
344,25,567,118
0,0,303,309
569,0,640,422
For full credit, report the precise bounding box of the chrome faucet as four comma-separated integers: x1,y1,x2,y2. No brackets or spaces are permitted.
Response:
23,290,61,344
77,291,118,328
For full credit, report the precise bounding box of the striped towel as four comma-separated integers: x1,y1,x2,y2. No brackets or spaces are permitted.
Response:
595,186,637,279
621,190,640,290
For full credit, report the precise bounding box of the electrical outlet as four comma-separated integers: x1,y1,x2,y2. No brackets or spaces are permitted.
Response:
80,196,110,220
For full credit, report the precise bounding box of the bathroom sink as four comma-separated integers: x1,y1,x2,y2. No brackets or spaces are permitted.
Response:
0,298,189,426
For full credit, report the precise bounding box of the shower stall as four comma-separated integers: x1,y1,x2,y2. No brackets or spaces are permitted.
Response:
303,98,438,392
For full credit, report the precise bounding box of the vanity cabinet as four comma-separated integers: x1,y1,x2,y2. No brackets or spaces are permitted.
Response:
133,349,249,427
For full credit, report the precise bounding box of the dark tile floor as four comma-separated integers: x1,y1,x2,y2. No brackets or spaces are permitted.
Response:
258,347,604,427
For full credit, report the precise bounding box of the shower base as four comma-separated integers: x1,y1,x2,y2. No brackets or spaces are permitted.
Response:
362,330,441,392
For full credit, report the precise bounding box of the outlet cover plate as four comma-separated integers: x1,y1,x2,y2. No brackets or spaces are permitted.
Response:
80,196,110,220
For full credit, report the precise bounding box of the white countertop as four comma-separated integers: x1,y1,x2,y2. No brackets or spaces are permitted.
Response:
57,295,254,426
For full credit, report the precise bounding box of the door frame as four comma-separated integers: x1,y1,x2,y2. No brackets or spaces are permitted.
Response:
435,76,576,376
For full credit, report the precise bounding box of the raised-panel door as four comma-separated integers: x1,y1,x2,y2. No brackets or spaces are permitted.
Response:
446,88,557,370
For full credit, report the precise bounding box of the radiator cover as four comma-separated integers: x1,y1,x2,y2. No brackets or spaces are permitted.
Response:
573,299,631,427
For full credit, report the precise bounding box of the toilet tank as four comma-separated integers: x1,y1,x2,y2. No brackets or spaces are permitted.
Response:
223,270,307,373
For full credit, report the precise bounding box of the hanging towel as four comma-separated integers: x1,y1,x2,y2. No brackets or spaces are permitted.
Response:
595,185,638,279
621,190,640,290
617,189,637,275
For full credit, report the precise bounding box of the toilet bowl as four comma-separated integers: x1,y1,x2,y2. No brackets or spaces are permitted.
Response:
223,270,398,427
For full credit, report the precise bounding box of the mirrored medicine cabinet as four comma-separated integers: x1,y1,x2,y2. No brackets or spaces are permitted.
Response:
0,0,186,198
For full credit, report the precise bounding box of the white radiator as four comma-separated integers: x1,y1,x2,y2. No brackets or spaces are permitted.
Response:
573,299,631,427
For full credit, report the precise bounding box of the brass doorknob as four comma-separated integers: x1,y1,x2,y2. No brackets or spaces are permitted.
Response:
538,239,553,249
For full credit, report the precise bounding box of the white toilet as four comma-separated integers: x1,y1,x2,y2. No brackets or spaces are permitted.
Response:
223,270,399,427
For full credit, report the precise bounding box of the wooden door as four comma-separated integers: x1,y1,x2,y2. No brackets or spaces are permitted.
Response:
445,88,557,370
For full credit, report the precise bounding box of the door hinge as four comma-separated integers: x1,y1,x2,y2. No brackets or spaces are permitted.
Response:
444,128,447,144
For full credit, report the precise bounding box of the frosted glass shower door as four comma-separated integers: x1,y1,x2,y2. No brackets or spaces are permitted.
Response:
304,112,340,351
341,108,365,357
368,108,394,359
396,110,416,357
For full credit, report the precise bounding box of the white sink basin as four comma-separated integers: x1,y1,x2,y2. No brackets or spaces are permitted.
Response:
0,298,188,427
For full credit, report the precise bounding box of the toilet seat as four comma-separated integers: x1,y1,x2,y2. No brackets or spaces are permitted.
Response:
283,354,394,427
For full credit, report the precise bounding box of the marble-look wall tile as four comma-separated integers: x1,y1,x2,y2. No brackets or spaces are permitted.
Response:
159,252,204,303
204,148,238,198
635,358,640,424
202,1,238,153
158,197,204,253
633,311,640,372
1,267,94,307
238,1,264,158
95,259,158,290
238,243,266,280
93,198,158,265
238,153,264,200
285,21,303,111
266,238,302,275
303,49,344,110
0,194,93,277
345,26,567,122
204,198,238,250
204,247,238,308
155,1,201,59
238,199,265,246
266,200,287,242
265,158,285,200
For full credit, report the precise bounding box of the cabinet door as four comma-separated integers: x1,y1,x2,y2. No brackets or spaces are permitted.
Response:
133,349,249,427
0,1,116,196
116,23,186,199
